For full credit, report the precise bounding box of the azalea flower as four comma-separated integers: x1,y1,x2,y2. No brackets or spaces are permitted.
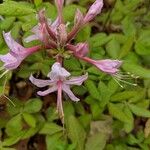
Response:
29,62,88,122
0,32,40,78
81,57,122,75
24,0,103,47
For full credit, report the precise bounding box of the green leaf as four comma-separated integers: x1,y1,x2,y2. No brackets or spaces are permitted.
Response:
34,0,42,7
119,35,134,59
76,25,91,42
22,113,36,128
6,114,22,136
106,38,120,58
66,115,86,150
123,106,134,133
122,62,150,78
110,91,138,102
64,57,81,71
128,104,150,118
89,33,110,48
85,80,101,101
85,133,107,150
0,17,15,30
108,103,130,123
40,122,63,135
46,133,64,150
0,1,35,16
23,98,42,113
2,133,24,146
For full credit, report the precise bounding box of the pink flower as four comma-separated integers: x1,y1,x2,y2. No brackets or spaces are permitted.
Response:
66,42,89,57
30,62,88,123
55,0,64,23
81,57,122,74
30,62,88,100
84,0,103,23
0,32,40,70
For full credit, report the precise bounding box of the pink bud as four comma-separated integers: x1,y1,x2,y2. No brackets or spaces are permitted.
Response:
82,57,122,74
55,0,64,23
75,43,89,57
57,24,67,46
84,0,103,23
74,9,84,26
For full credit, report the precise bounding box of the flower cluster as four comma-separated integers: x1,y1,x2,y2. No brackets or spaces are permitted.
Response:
0,0,122,121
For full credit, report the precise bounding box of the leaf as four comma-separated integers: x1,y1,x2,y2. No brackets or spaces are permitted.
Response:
106,38,120,58
119,35,134,58
46,133,64,150
22,113,36,128
34,0,42,7
108,103,130,123
128,104,150,118
66,115,86,150
0,1,35,16
85,133,107,150
76,25,91,42
39,122,63,135
6,114,22,136
0,17,15,30
89,33,110,48
85,80,101,101
64,57,81,71
110,91,138,102
123,106,134,133
23,98,42,113
2,133,24,146
122,62,150,78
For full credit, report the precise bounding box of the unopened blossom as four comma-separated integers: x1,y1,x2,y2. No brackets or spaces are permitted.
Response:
66,42,89,57
55,0,64,23
83,0,103,23
81,57,122,75
30,62,88,121
0,32,40,71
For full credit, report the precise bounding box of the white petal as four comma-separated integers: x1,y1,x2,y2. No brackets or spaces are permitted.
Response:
47,62,70,80
24,35,39,43
37,86,57,96
29,75,55,87
65,73,88,85
3,31,25,54
62,84,80,102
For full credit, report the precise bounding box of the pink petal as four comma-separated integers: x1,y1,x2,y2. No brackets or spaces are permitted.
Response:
47,62,70,80
37,86,57,96
74,9,84,26
84,0,103,23
65,73,88,85
62,84,80,101
29,75,55,87
3,31,25,54
24,34,39,43
75,42,89,57
0,53,20,70
57,24,67,46
88,58,122,74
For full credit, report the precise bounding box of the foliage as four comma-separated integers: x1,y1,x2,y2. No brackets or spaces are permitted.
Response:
0,0,150,149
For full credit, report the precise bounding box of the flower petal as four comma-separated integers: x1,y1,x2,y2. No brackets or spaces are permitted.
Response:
84,0,103,23
47,62,70,80
37,86,57,96
3,31,25,54
65,73,88,85
24,34,39,43
0,53,20,70
62,84,80,101
29,75,55,87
